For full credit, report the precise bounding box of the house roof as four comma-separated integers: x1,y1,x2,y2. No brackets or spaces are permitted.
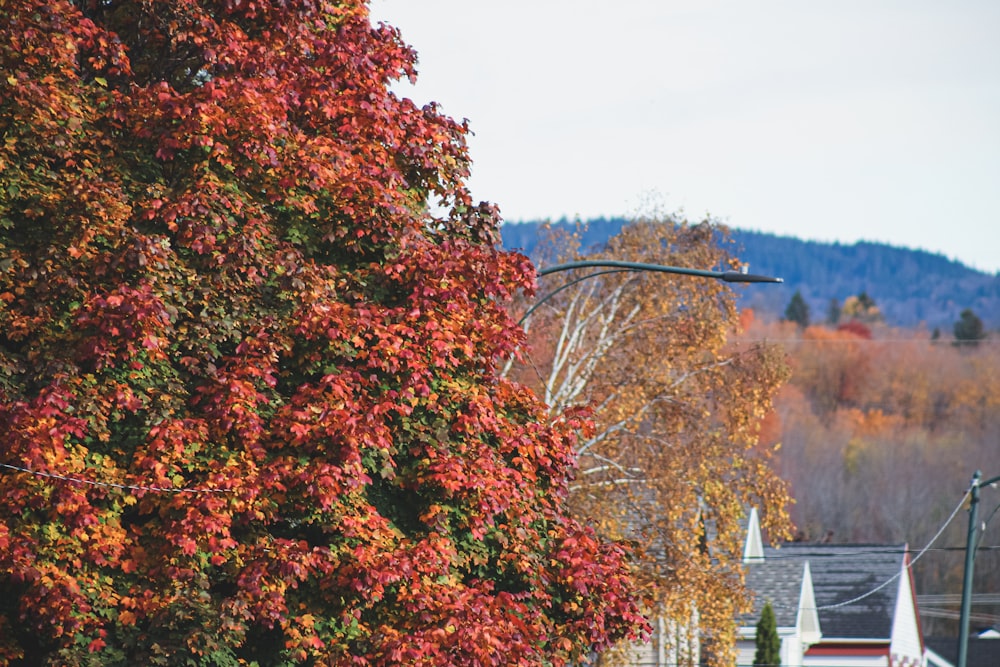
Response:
925,636,1000,667
741,559,806,628
762,543,907,641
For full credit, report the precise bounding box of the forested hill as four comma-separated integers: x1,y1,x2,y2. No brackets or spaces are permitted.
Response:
500,219,1000,330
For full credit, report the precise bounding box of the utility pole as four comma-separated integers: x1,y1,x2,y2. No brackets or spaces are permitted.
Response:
957,471,1000,667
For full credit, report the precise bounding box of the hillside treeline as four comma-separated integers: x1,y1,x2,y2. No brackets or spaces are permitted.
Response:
501,219,1000,330
738,318,1000,633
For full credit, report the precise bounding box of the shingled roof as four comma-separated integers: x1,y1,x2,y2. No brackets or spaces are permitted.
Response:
762,543,907,640
741,559,808,628
926,636,1000,667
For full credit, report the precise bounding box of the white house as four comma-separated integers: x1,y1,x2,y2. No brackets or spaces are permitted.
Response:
736,557,822,667
620,510,927,667
743,543,925,667
739,509,925,667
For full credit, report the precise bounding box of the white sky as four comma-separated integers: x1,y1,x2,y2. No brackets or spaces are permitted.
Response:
370,1,1000,274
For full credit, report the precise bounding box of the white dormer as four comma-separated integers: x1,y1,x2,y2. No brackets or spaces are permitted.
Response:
743,507,764,563
799,562,821,648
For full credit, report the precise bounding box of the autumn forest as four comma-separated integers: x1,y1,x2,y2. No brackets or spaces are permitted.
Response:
745,318,1000,634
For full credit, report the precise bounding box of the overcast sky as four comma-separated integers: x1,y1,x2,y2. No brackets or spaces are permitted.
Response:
370,1,1000,274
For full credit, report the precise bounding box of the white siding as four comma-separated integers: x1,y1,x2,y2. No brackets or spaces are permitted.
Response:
889,562,924,667
621,610,701,666
735,626,806,666
805,654,889,667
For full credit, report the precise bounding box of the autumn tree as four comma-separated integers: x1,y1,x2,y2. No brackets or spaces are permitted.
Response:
507,218,792,666
0,1,646,664
841,291,882,324
787,325,874,417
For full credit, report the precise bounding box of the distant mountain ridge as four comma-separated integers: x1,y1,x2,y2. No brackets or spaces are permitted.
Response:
500,219,1000,330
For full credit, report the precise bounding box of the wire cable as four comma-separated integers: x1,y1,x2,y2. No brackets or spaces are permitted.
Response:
0,462,230,494
762,545,1000,559
751,490,972,618
815,488,970,610
736,337,1000,345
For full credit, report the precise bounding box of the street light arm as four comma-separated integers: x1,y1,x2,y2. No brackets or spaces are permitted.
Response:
519,269,630,326
522,260,783,326
721,270,785,283
538,260,783,283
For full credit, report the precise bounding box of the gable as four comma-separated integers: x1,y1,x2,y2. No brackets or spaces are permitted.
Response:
889,553,923,662
743,507,764,563
799,562,821,645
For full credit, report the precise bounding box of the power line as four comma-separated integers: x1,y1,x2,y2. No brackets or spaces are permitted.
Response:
813,490,969,610
816,490,968,610
760,546,1000,560
737,337,1000,345
747,491,972,617
919,594,1000,605
0,462,230,495
920,607,1000,625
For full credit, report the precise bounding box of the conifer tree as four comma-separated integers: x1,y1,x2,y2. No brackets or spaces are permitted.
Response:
783,290,810,328
954,308,986,346
753,601,781,667
826,297,841,326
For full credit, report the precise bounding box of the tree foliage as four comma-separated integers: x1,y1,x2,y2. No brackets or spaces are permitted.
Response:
953,308,986,346
506,218,792,666
825,298,841,326
841,291,882,324
0,1,645,664
782,291,809,328
752,602,780,667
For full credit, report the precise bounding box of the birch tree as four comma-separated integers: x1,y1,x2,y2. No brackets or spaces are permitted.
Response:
508,217,793,666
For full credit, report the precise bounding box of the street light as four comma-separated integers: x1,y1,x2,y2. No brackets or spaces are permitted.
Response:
537,260,783,282
957,470,1000,667
520,260,783,325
